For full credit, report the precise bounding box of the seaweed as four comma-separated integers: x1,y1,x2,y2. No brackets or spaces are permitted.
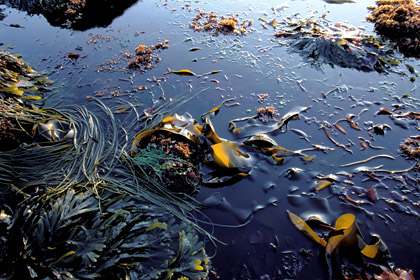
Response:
275,14,402,73
367,0,420,58
0,188,210,279
0,48,51,103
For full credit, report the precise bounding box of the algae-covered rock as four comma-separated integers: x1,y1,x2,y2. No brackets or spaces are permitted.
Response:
0,48,51,101
367,0,420,58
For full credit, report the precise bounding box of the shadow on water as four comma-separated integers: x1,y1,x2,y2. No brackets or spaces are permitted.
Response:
1,0,140,30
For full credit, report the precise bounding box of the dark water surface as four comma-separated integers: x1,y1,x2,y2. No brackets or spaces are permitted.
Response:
1,0,420,279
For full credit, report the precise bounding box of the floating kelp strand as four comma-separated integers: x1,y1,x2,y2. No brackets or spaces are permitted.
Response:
356,108,368,124
352,165,384,173
358,136,385,150
200,98,235,120
340,154,396,167
321,126,352,154
370,159,420,174
290,128,311,142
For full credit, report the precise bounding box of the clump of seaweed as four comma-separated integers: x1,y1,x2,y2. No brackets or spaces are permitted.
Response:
0,113,32,151
275,14,402,73
399,136,420,159
133,136,202,196
0,188,211,279
127,41,168,71
367,0,420,58
257,106,279,122
0,48,51,102
0,51,215,280
190,9,252,35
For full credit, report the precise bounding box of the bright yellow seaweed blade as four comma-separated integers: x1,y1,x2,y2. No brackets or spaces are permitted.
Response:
0,86,23,95
22,95,41,100
287,211,327,247
326,213,364,255
361,234,388,259
315,180,332,191
204,118,223,144
170,69,196,76
210,142,250,169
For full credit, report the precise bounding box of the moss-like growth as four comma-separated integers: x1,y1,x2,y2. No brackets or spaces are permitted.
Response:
190,9,252,35
367,0,420,57
127,41,168,71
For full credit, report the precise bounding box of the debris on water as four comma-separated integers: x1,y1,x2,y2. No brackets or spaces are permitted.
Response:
368,123,392,135
400,136,420,160
257,106,279,122
127,41,168,71
190,9,252,35
67,52,80,60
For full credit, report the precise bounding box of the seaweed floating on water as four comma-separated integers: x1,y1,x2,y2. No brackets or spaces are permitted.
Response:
399,136,420,160
275,14,402,73
287,212,402,279
127,41,168,71
190,9,252,35
367,0,420,58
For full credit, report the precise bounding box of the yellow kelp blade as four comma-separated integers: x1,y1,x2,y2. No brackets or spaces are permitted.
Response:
326,213,364,255
0,86,23,95
287,211,327,247
315,180,332,191
170,69,196,76
131,129,157,155
200,98,235,120
209,142,250,169
243,133,277,149
203,118,223,144
360,234,389,259
22,95,42,100
131,113,204,155
160,113,204,141
301,154,316,162
268,145,301,157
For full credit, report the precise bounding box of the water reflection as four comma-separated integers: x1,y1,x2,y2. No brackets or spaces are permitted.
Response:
2,0,140,30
